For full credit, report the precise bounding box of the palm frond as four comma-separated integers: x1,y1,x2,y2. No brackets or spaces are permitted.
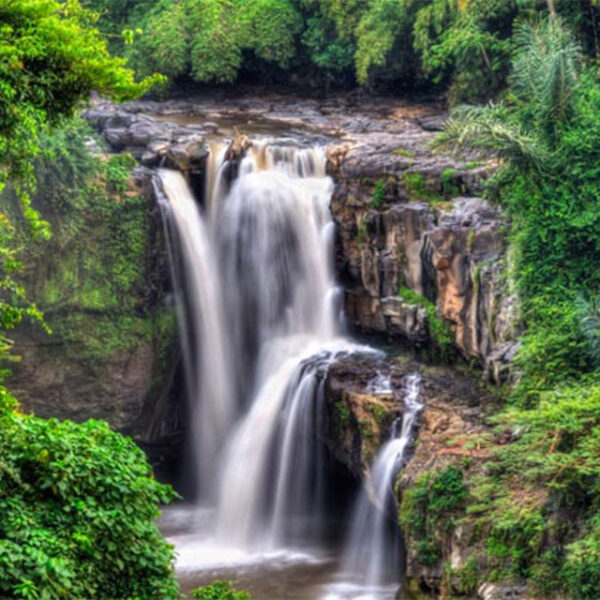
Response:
433,102,547,168
511,17,581,130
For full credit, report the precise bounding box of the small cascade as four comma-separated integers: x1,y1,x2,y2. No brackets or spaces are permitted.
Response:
204,143,229,218
327,373,423,600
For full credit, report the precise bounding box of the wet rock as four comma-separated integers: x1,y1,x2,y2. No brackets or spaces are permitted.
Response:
478,582,527,600
225,130,252,161
416,114,446,131
397,365,495,596
104,127,129,151
84,102,208,174
129,119,162,146
166,136,207,172
203,121,219,133
380,297,428,343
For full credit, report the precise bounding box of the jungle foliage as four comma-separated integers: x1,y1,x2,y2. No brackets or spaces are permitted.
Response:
0,3,179,598
415,16,600,598
85,0,600,98
0,405,179,600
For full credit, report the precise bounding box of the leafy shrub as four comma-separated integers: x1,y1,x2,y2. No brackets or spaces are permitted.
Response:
400,466,468,568
562,529,600,600
0,409,179,599
192,580,252,600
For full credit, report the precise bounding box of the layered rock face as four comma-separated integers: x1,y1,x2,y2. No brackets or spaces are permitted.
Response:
319,356,489,479
330,130,519,382
8,168,183,477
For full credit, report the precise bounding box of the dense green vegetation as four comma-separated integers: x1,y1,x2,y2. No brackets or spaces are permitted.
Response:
0,2,181,598
85,0,600,98
0,399,179,600
191,581,252,600
395,15,600,599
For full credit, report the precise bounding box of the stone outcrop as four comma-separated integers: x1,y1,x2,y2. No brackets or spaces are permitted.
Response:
84,104,209,173
330,138,520,382
319,355,490,481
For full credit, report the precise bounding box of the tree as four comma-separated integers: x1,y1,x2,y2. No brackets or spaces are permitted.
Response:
0,0,161,187
0,0,162,368
125,0,303,86
435,17,581,168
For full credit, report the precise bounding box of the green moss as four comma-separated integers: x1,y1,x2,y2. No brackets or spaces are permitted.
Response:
452,557,480,595
358,418,374,439
356,216,368,245
402,171,447,205
335,400,351,425
464,160,483,170
441,168,462,197
399,287,454,360
371,179,387,209
393,147,417,158
369,402,388,425
10,119,177,372
403,172,427,197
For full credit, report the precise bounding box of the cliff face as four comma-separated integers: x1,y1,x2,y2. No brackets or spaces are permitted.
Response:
329,135,519,383
7,164,182,476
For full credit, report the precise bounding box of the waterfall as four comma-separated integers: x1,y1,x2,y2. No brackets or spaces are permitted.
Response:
326,373,423,600
157,136,417,598
212,142,372,548
155,169,235,498
157,141,371,540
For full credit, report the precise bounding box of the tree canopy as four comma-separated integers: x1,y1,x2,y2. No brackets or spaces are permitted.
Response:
85,0,600,98
0,0,161,187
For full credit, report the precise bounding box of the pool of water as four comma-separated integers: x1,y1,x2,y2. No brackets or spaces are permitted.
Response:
160,506,404,600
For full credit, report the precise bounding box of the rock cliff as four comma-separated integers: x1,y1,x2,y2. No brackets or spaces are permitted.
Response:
329,129,520,382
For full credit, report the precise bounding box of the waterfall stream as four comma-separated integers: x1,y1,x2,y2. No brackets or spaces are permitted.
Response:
327,374,423,600
156,137,423,599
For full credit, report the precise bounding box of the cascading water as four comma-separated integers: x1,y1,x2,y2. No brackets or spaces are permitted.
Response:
157,139,368,528
156,133,417,599
156,170,235,497
326,373,423,600
212,142,375,549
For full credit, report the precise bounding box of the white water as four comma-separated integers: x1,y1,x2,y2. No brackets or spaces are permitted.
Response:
157,137,421,598
326,373,423,600
157,170,235,496
158,141,364,527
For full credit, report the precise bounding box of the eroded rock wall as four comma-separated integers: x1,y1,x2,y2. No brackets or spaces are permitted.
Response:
330,136,520,382
7,168,183,476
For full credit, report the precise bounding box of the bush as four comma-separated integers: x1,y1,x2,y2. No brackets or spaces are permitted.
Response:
561,525,600,600
400,466,468,568
191,581,252,600
0,409,179,600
